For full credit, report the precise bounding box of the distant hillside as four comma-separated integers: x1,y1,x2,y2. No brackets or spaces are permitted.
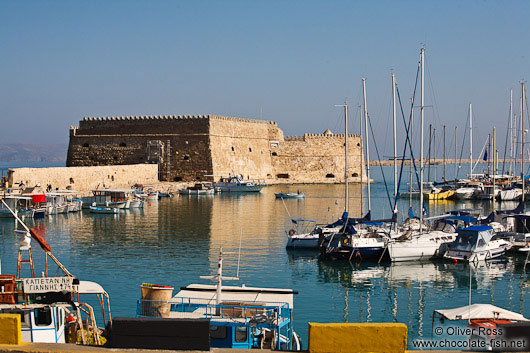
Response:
0,143,67,162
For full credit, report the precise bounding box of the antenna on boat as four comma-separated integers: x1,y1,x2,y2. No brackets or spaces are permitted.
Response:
200,248,239,305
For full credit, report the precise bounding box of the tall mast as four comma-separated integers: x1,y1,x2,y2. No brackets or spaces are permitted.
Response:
392,73,398,205
344,104,349,214
362,78,372,213
409,97,414,209
359,105,364,215
419,47,425,232
492,126,497,212
522,82,525,203
454,126,458,183
469,103,473,178
433,127,437,182
335,102,349,214
427,124,432,181
488,134,491,176
509,89,514,175
443,125,446,183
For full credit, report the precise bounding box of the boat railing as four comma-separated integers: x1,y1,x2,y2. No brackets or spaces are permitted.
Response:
136,298,291,325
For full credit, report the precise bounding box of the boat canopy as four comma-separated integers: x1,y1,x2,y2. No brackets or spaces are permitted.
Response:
174,284,296,308
444,215,478,224
463,225,493,232
75,281,107,295
434,304,529,321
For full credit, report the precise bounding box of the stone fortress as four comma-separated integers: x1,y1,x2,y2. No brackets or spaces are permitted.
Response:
67,114,366,184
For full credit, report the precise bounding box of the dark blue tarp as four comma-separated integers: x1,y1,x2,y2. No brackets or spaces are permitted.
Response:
463,225,493,232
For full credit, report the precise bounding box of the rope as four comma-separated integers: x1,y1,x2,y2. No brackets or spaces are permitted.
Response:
367,114,394,213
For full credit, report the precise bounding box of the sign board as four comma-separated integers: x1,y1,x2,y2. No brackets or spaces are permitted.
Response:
23,277,73,293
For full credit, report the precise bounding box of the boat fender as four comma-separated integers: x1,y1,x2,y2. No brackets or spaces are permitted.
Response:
288,229,296,236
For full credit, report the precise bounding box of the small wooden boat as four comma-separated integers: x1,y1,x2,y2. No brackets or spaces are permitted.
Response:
178,182,215,195
275,191,305,199
89,206,119,214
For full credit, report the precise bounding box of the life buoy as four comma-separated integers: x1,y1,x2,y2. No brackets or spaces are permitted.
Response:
288,229,296,236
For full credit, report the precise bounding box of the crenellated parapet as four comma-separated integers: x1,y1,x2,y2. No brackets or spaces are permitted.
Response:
285,133,361,141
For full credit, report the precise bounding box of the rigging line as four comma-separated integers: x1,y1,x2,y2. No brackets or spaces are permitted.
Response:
426,60,442,127
394,73,424,212
502,96,511,176
457,108,469,178
367,113,394,214
473,137,489,172
396,89,427,217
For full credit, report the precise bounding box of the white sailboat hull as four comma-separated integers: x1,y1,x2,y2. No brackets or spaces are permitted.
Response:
389,232,456,262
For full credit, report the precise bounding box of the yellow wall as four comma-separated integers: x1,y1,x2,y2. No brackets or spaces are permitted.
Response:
308,322,407,353
0,314,21,345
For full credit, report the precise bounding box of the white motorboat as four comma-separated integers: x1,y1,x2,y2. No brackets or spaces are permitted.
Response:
454,181,483,200
214,175,264,192
286,222,342,249
498,187,523,201
178,182,215,195
444,225,512,262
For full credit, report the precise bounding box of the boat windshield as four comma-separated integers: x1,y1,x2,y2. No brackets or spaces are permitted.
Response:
434,221,456,233
454,231,479,251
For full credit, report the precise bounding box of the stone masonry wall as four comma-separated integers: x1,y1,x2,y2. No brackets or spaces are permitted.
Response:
7,164,158,192
67,115,213,182
271,133,366,183
209,116,278,181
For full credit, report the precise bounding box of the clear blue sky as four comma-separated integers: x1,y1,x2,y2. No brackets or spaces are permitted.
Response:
1,0,530,159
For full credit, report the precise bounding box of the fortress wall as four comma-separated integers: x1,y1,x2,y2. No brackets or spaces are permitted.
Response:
67,116,212,181
208,117,276,180
7,164,158,192
271,134,366,183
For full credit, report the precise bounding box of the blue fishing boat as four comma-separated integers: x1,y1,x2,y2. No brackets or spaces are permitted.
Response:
137,249,300,350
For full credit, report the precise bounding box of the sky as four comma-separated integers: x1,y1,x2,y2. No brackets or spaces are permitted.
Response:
1,0,530,159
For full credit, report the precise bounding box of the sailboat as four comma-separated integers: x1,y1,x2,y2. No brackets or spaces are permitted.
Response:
388,47,461,262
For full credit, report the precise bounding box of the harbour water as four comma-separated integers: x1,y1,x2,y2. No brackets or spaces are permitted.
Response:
0,164,529,349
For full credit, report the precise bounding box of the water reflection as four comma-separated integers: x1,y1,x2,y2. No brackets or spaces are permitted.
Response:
0,181,528,349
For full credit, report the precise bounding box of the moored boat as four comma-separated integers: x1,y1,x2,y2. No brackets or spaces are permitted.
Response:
444,225,512,262
136,249,300,350
89,206,120,214
214,175,264,193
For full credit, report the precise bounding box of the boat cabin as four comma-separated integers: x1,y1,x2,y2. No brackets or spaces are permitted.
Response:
450,225,494,253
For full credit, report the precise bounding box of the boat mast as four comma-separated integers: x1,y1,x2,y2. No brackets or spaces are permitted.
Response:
409,97,414,209
469,103,473,179
522,82,526,203
392,73,398,205
359,105,364,215
362,78,372,213
443,125,446,183
427,124,432,181
359,105,364,217
492,126,497,212
509,89,514,175
420,47,425,232
454,126,458,184
335,102,350,216
433,127,436,182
